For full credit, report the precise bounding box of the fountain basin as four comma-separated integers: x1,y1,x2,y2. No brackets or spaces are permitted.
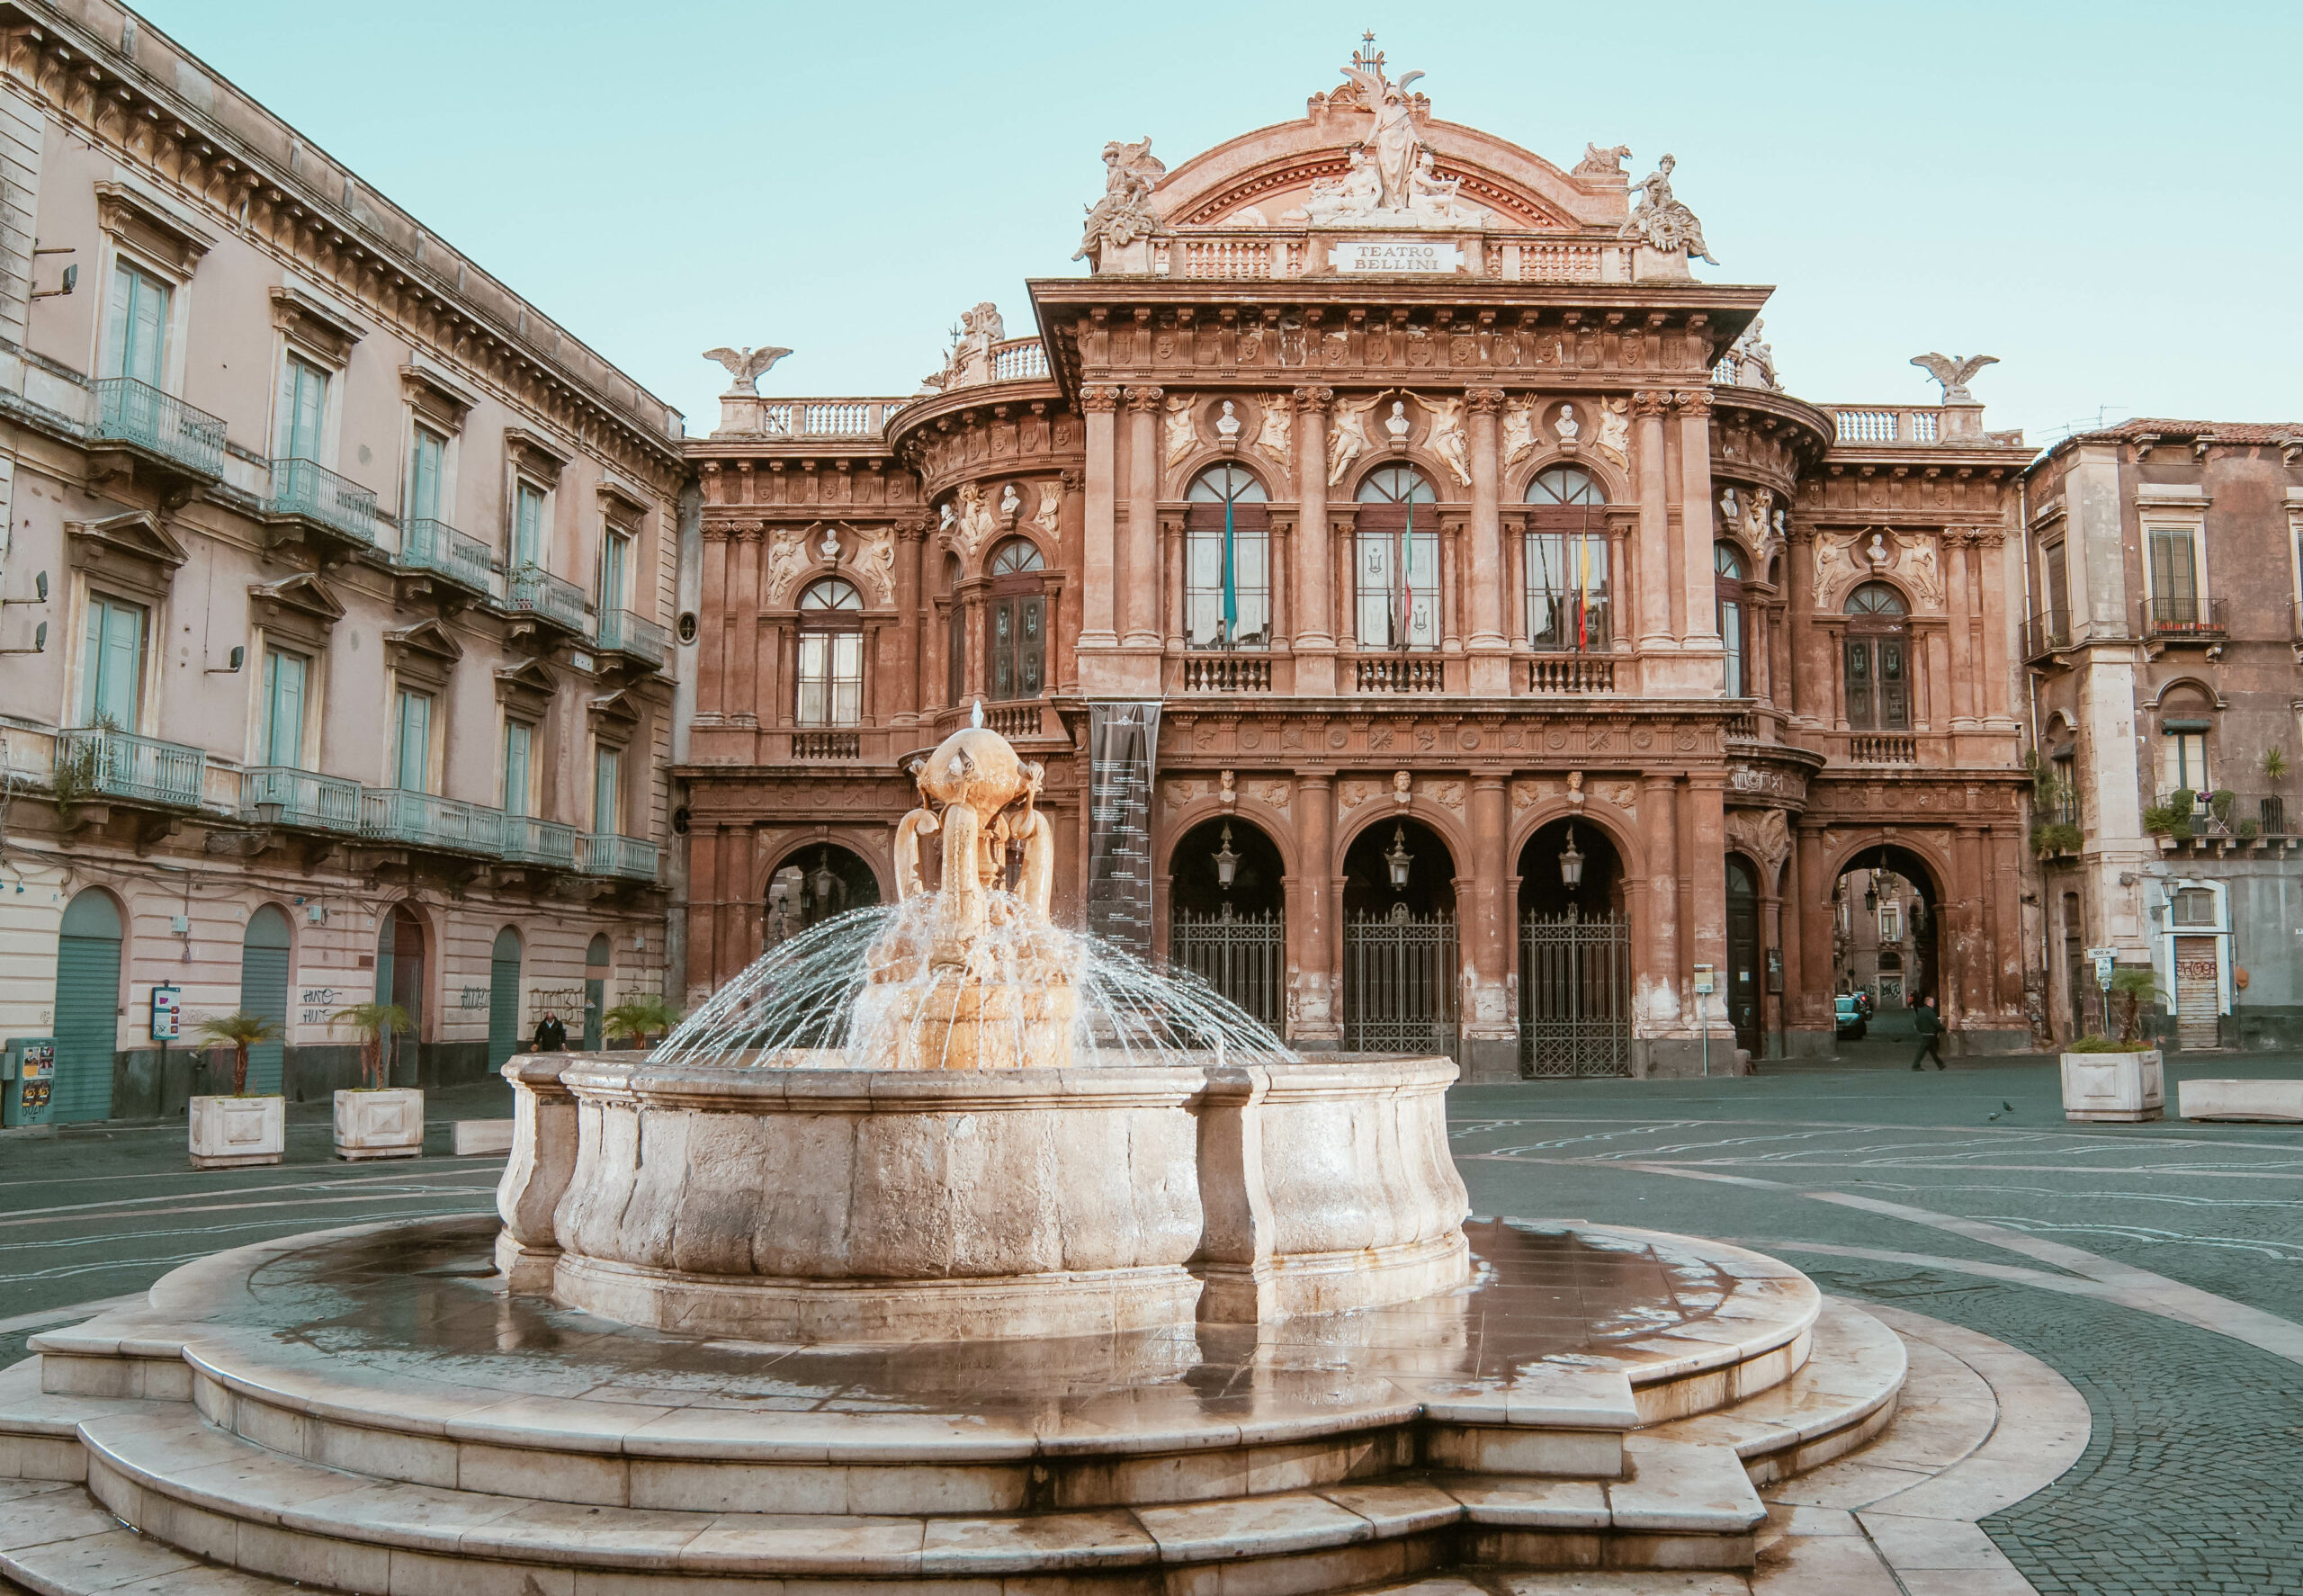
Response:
501,1052,1472,1341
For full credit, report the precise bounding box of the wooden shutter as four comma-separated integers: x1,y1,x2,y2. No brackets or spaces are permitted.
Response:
502,721,531,817
264,650,305,767
1844,635,1874,729
1878,637,1910,729
488,932,523,1071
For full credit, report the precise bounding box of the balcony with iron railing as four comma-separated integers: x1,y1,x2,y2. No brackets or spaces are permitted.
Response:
2024,607,2073,660
91,378,226,480
396,518,492,596
55,727,206,809
594,608,668,669
580,832,660,882
506,564,589,635
265,458,381,551
2142,595,2227,641
501,814,579,870
240,767,362,834
359,788,503,856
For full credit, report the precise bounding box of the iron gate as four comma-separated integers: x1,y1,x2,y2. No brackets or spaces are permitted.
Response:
1170,907,1285,1029
1344,906,1459,1057
1520,910,1632,1077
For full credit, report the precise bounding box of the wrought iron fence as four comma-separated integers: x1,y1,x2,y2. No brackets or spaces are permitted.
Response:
359,788,503,855
1520,911,1632,1078
240,767,362,833
2142,596,2226,638
595,608,668,667
506,564,588,633
501,815,578,869
93,378,226,478
55,727,205,808
398,518,492,593
1169,907,1284,1029
267,457,379,547
581,832,660,880
1344,907,1458,1057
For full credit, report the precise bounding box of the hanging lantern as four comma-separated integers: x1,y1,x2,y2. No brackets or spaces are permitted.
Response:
1558,825,1585,888
1384,824,1414,891
1863,875,1879,913
807,849,838,907
1864,848,1888,913
1212,823,1241,890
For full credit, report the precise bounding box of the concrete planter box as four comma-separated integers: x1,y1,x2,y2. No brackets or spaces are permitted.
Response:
333,1088,425,1161
2059,1049,2164,1123
2180,1078,2303,1122
188,1095,284,1169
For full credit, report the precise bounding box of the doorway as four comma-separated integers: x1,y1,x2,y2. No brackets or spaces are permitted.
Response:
239,906,293,1095
377,906,428,1085
583,933,610,1051
1518,818,1631,1078
487,927,523,1071
1341,818,1457,1056
52,891,123,1123
1168,817,1286,1027
1725,856,1761,1055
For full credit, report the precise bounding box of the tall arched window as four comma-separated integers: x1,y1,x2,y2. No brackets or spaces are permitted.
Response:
1185,464,1270,648
796,577,864,726
1525,465,1609,651
1355,466,1438,650
1715,542,1750,697
1842,581,1910,730
985,538,1045,701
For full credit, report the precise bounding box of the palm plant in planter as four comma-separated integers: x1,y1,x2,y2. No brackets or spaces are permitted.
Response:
330,1002,410,1090
604,998,680,1050
193,1010,283,1096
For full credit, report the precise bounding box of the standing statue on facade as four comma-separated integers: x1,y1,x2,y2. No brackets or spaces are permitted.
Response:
1340,49,1427,210
1728,318,1779,390
1075,138,1165,271
1621,154,1717,265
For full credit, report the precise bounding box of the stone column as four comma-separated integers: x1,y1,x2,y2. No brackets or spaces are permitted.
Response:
1760,881,1785,1059
1463,775,1516,1081
1293,388,1336,691
1465,387,1509,694
1288,771,1341,1047
1639,773,1681,1040
1792,822,1831,1048
1123,386,1164,649
1976,530,2012,723
895,522,924,724
697,525,730,721
1951,825,1985,1027
1685,771,1731,1047
1439,516,1464,657
689,824,721,1001
1945,530,1976,726
1675,390,1718,645
1633,391,1673,651
1162,513,1186,653
733,525,765,728
1270,516,1293,651
1080,387,1121,650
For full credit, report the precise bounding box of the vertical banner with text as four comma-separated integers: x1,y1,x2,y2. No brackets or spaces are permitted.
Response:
1086,701,1161,959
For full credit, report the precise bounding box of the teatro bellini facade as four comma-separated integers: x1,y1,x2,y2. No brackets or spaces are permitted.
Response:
680,40,2040,1079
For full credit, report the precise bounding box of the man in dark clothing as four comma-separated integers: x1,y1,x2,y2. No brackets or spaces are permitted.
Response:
532,1011,568,1054
1910,997,1946,1070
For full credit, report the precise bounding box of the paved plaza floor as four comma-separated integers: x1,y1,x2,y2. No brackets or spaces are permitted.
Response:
5,1050,2302,1592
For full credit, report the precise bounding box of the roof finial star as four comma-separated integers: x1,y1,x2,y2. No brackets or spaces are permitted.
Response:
1362,28,1376,45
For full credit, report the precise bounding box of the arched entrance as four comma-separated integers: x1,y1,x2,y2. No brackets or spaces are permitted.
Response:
1724,858,1761,1055
1831,844,1940,1035
377,905,429,1085
766,844,882,946
1167,816,1285,1027
52,890,123,1123
486,926,522,1071
583,933,611,1050
1518,818,1631,1077
239,906,293,1095
1341,817,1457,1055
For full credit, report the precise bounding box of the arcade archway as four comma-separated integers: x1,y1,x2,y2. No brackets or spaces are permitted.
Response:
1830,843,1940,1032
1517,818,1631,1077
1341,817,1458,1055
766,844,882,946
1167,817,1286,1027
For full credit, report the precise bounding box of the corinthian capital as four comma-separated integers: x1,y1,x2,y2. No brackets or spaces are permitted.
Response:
1293,384,1335,414
1124,385,1165,412
1080,385,1122,414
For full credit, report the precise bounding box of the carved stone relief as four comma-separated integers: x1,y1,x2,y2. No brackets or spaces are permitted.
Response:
763,525,810,605
1593,397,1630,468
854,525,896,605
1724,807,1792,887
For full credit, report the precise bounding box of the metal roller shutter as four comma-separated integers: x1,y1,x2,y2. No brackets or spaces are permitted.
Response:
53,934,121,1123
239,906,293,1095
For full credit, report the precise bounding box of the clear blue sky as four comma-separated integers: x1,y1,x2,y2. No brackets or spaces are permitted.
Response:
136,1,2301,442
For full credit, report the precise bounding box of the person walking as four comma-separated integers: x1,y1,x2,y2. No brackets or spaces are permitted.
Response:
1909,995,1946,1071
531,1010,567,1054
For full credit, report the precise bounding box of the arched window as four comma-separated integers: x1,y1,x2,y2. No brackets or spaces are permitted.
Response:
1525,467,1609,651
796,578,864,727
1354,467,1438,650
1842,581,1910,731
942,554,963,705
1715,542,1750,697
984,538,1045,700
1185,464,1270,649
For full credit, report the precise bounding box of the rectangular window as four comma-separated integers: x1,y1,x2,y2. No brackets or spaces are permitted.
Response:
1184,519,1271,648
598,529,631,615
988,595,1045,700
2164,731,2208,795
1878,902,1902,942
593,745,622,836
1356,525,1438,650
2172,887,2216,928
407,427,446,525
797,632,864,726
77,593,147,728
103,261,171,387
392,688,432,793
502,720,533,818
2053,752,2079,825
1719,599,1745,697
275,355,329,462
1525,530,1609,651
2042,538,2070,639
2148,525,2200,627
513,483,546,569
262,648,308,767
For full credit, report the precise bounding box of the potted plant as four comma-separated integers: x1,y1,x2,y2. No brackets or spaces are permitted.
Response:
2060,967,2165,1123
328,1001,424,1161
602,997,680,1051
185,1010,286,1170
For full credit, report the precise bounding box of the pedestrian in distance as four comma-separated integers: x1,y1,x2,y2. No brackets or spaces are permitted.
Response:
1910,995,1946,1071
532,1010,568,1054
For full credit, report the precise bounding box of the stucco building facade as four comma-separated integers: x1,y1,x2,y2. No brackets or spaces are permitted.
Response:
0,1,686,1117
680,44,2040,1080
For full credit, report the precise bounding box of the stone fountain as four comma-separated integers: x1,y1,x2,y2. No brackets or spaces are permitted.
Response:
0,726,1917,1594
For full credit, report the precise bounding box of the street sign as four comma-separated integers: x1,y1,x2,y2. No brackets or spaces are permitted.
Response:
1692,964,1716,995
2093,955,2116,992
149,984,182,1043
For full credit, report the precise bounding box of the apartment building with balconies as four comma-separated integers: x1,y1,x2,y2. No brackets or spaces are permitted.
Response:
0,1,686,1117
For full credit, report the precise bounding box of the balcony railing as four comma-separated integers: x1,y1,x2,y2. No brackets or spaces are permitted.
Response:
792,730,862,760
397,518,492,594
580,832,659,881
1527,655,1616,694
240,767,362,833
55,727,205,808
1354,655,1445,693
594,608,668,668
359,788,503,855
1723,710,1759,740
983,704,1041,740
2024,607,2072,659
2142,596,2226,639
501,814,578,869
506,565,589,634
1182,652,1273,693
266,458,380,548
92,378,225,479
989,339,1050,381
1832,407,1941,445
760,399,905,439
1848,734,1919,765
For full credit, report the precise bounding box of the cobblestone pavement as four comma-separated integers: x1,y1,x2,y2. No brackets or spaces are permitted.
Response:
1454,1049,2303,1594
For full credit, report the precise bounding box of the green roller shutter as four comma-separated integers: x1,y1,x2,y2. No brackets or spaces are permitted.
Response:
52,892,122,1123
239,906,293,1095
487,927,522,1071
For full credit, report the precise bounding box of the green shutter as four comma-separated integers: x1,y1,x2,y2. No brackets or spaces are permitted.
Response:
408,429,443,523
514,486,542,568
594,747,620,835
487,928,523,1071
502,721,531,817
82,596,145,729
601,533,628,614
264,650,306,767
52,904,121,1124
104,264,168,384
238,906,293,1096
395,690,431,792
281,358,327,460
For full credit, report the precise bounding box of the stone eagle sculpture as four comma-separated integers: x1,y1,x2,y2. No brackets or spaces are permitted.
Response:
1910,353,1998,404
703,345,792,395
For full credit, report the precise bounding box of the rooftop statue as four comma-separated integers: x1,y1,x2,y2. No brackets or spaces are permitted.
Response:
1726,318,1779,390
1911,352,1999,404
1292,38,1489,230
925,302,1005,391
1339,40,1426,211
701,344,791,395
1075,137,1165,272
1620,154,1717,266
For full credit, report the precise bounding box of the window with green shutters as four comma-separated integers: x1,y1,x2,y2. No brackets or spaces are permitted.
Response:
393,688,433,792
599,530,631,614
103,261,171,386
407,427,446,523
502,719,533,817
262,648,308,767
593,745,622,837
78,594,147,728
276,355,328,462
513,482,546,569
